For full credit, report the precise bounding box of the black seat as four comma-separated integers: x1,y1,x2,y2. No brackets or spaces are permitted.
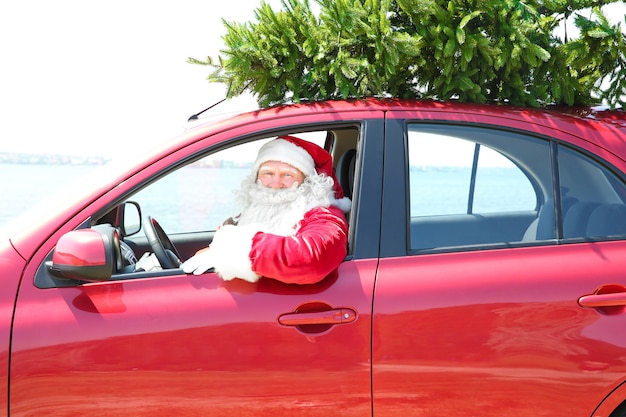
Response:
336,149,356,199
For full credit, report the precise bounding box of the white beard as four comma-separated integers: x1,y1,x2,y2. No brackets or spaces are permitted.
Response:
233,174,335,236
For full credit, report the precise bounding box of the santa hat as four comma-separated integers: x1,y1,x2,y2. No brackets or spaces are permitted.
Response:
252,135,351,211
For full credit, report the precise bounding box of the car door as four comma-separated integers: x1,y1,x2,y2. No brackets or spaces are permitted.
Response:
373,113,626,416
9,118,384,416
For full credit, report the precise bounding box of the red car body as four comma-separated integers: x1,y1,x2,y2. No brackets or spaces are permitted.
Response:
2,99,626,416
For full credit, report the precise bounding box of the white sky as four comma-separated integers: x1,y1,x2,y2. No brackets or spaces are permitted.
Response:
0,0,281,159
0,1,624,159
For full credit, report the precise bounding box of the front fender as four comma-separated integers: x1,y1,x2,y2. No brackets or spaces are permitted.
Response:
0,239,27,417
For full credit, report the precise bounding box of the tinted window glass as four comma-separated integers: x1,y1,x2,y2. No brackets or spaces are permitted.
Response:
408,124,551,250
558,145,626,239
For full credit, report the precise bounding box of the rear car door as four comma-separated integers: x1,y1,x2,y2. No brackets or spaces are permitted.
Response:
373,110,626,416
9,114,384,416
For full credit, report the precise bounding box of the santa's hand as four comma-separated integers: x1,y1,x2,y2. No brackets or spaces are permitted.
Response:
181,247,214,275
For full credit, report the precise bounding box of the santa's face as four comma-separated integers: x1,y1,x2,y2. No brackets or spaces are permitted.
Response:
257,161,306,189
236,177,308,235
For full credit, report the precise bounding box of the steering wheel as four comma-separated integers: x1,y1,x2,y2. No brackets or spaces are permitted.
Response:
144,216,182,269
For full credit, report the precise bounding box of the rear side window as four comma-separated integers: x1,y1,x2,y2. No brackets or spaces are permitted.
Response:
409,134,537,216
406,124,626,252
407,124,551,251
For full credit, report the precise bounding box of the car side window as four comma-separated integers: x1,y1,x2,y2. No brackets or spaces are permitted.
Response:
409,135,537,216
129,132,329,235
130,140,268,234
558,144,626,239
407,124,551,251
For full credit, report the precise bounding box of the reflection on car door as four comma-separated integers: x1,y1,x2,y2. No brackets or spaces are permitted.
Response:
11,259,375,416
373,245,626,416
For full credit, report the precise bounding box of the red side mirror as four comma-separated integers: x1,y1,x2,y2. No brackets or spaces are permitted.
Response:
49,226,120,282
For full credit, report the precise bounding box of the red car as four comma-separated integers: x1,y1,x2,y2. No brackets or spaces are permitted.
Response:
2,99,626,416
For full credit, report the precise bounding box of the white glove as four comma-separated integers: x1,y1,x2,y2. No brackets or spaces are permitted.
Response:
181,248,214,275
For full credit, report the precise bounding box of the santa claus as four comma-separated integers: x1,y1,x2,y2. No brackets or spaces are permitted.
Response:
181,135,351,284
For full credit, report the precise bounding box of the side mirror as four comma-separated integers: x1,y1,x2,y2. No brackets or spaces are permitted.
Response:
48,225,121,282
121,201,141,236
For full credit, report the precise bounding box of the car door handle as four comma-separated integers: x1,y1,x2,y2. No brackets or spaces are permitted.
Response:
578,284,626,315
578,292,626,308
278,308,357,326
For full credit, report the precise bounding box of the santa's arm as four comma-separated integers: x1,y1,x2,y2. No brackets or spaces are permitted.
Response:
249,206,348,284
206,206,348,284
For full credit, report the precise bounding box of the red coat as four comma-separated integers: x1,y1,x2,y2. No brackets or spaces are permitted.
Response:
207,205,348,284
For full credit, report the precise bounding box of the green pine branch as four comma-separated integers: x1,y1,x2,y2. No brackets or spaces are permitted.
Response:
188,0,626,108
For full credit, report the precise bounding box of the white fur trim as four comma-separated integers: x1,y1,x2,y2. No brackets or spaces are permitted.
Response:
333,196,352,213
209,224,261,283
253,138,316,178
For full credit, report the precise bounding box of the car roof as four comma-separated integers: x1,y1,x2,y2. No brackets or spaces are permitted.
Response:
187,98,626,136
